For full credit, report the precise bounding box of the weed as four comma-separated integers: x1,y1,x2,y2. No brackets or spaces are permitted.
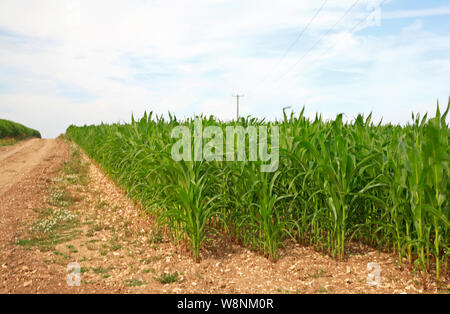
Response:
124,279,146,287
154,271,179,284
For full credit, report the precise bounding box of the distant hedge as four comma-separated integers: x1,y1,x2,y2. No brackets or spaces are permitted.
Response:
0,119,41,139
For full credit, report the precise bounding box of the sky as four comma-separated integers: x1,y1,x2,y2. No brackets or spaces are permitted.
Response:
0,0,449,138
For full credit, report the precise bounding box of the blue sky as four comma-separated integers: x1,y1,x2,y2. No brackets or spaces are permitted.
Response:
0,0,449,137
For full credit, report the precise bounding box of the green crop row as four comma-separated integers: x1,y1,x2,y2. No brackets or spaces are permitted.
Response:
66,101,449,282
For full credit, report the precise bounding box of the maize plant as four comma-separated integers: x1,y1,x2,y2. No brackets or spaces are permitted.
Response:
66,99,449,283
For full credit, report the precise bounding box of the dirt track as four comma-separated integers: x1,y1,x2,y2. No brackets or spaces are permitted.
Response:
0,139,63,191
0,138,71,293
0,139,447,294
0,139,68,242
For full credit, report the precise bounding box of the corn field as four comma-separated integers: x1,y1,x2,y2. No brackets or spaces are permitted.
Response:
66,101,449,282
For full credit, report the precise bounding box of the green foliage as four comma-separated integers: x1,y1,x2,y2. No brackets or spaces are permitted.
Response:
66,100,449,281
154,271,179,284
0,118,41,139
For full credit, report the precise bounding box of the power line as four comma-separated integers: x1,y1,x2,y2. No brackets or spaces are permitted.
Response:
281,0,329,61
276,0,388,91
254,0,329,87
316,0,388,57
270,0,362,87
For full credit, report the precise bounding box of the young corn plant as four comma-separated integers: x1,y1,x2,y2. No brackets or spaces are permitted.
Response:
65,100,449,278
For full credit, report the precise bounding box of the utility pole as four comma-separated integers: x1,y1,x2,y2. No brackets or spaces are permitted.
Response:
232,94,244,121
